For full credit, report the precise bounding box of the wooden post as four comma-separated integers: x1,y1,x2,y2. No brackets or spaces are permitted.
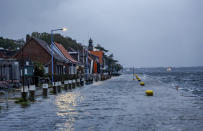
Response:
42,83,48,97
72,79,76,89
68,80,72,89
80,78,84,86
95,75,98,82
5,90,8,108
85,79,89,85
58,81,61,93
21,86,28,101
64,80,68,91
29,85,35,101
76,78,80,87
53,82,57,94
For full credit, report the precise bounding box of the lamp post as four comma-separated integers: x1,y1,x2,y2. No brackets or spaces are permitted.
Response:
51,28,67,86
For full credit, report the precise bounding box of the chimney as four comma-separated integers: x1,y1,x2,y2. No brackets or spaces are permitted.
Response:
26,34,31,42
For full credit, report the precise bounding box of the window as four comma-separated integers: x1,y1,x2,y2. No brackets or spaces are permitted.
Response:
44,66,48,74
25,69,27,75
63,66,66,74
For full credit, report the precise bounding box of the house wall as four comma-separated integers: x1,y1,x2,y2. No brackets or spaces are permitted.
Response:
15,39,58,74
15,40,51,65
68,63,77,74
93,61,97,73
0,60,20,81
90,51,103,65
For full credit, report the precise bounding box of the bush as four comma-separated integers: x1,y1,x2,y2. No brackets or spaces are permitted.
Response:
15,98,30,106
34,62,45,77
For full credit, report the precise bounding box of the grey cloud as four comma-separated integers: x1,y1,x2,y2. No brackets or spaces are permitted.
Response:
0,0,202,67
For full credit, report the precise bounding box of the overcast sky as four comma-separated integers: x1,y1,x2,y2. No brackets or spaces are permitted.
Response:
0,0,203,67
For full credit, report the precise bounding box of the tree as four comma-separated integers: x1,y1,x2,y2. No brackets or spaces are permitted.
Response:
31,32,83,51
115,64,123,72
95,44,108,52
109,53,113,57
0,37,23,50
103,53,122,73
34,62,45,77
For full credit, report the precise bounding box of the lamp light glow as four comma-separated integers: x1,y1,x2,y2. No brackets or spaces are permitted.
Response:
62,28,67,31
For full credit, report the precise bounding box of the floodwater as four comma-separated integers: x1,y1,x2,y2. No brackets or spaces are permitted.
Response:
0,72,203,131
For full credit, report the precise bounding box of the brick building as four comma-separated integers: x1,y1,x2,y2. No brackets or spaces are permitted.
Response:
14,35,69,75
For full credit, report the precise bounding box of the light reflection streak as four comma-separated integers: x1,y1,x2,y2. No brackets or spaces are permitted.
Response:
55,91,85,131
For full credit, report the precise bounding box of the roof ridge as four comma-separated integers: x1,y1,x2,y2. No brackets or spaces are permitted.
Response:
54,42,79,64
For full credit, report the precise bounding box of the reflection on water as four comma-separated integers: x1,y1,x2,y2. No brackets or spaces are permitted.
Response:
0,71,203,131
55,91,85,131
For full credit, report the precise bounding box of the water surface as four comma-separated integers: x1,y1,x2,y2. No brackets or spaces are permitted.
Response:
0,69,203,131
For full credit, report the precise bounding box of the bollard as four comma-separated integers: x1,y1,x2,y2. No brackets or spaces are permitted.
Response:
75,79,78,87
80,78,84,86
42,83,48,97
21,86,28,101
87,79,90,84
55,82,59,93
5,91,9,108
74,79,77,88
97,75,99,81
57,81,61,93
53,82,57,94
95,77,98,82
29,85,36,101
98,75,101,81
76,79,80,87
79,78,82,86
68,80,72,89
72,80,76,89
101,76,104,81
83,78,85,85
85,79,88,85
78,78,81,86
64,80,68,91
91,77,94,83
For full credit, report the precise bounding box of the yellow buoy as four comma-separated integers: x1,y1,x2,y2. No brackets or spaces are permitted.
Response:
140,82,145,86
146,90,153,96
137,78,141,81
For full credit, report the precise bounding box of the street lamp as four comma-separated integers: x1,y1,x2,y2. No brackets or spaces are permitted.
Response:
51,27,67,85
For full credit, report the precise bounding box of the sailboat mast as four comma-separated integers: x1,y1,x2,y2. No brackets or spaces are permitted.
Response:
133,66,134,80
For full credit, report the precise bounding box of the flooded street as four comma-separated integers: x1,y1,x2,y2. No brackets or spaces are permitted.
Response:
0,74,203,131
1,0,202,130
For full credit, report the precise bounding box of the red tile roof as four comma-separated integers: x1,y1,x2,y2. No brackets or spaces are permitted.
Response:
54,42,78,63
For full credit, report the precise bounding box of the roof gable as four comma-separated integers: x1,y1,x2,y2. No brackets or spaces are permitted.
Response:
32,38,67,63
54,42,78,64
